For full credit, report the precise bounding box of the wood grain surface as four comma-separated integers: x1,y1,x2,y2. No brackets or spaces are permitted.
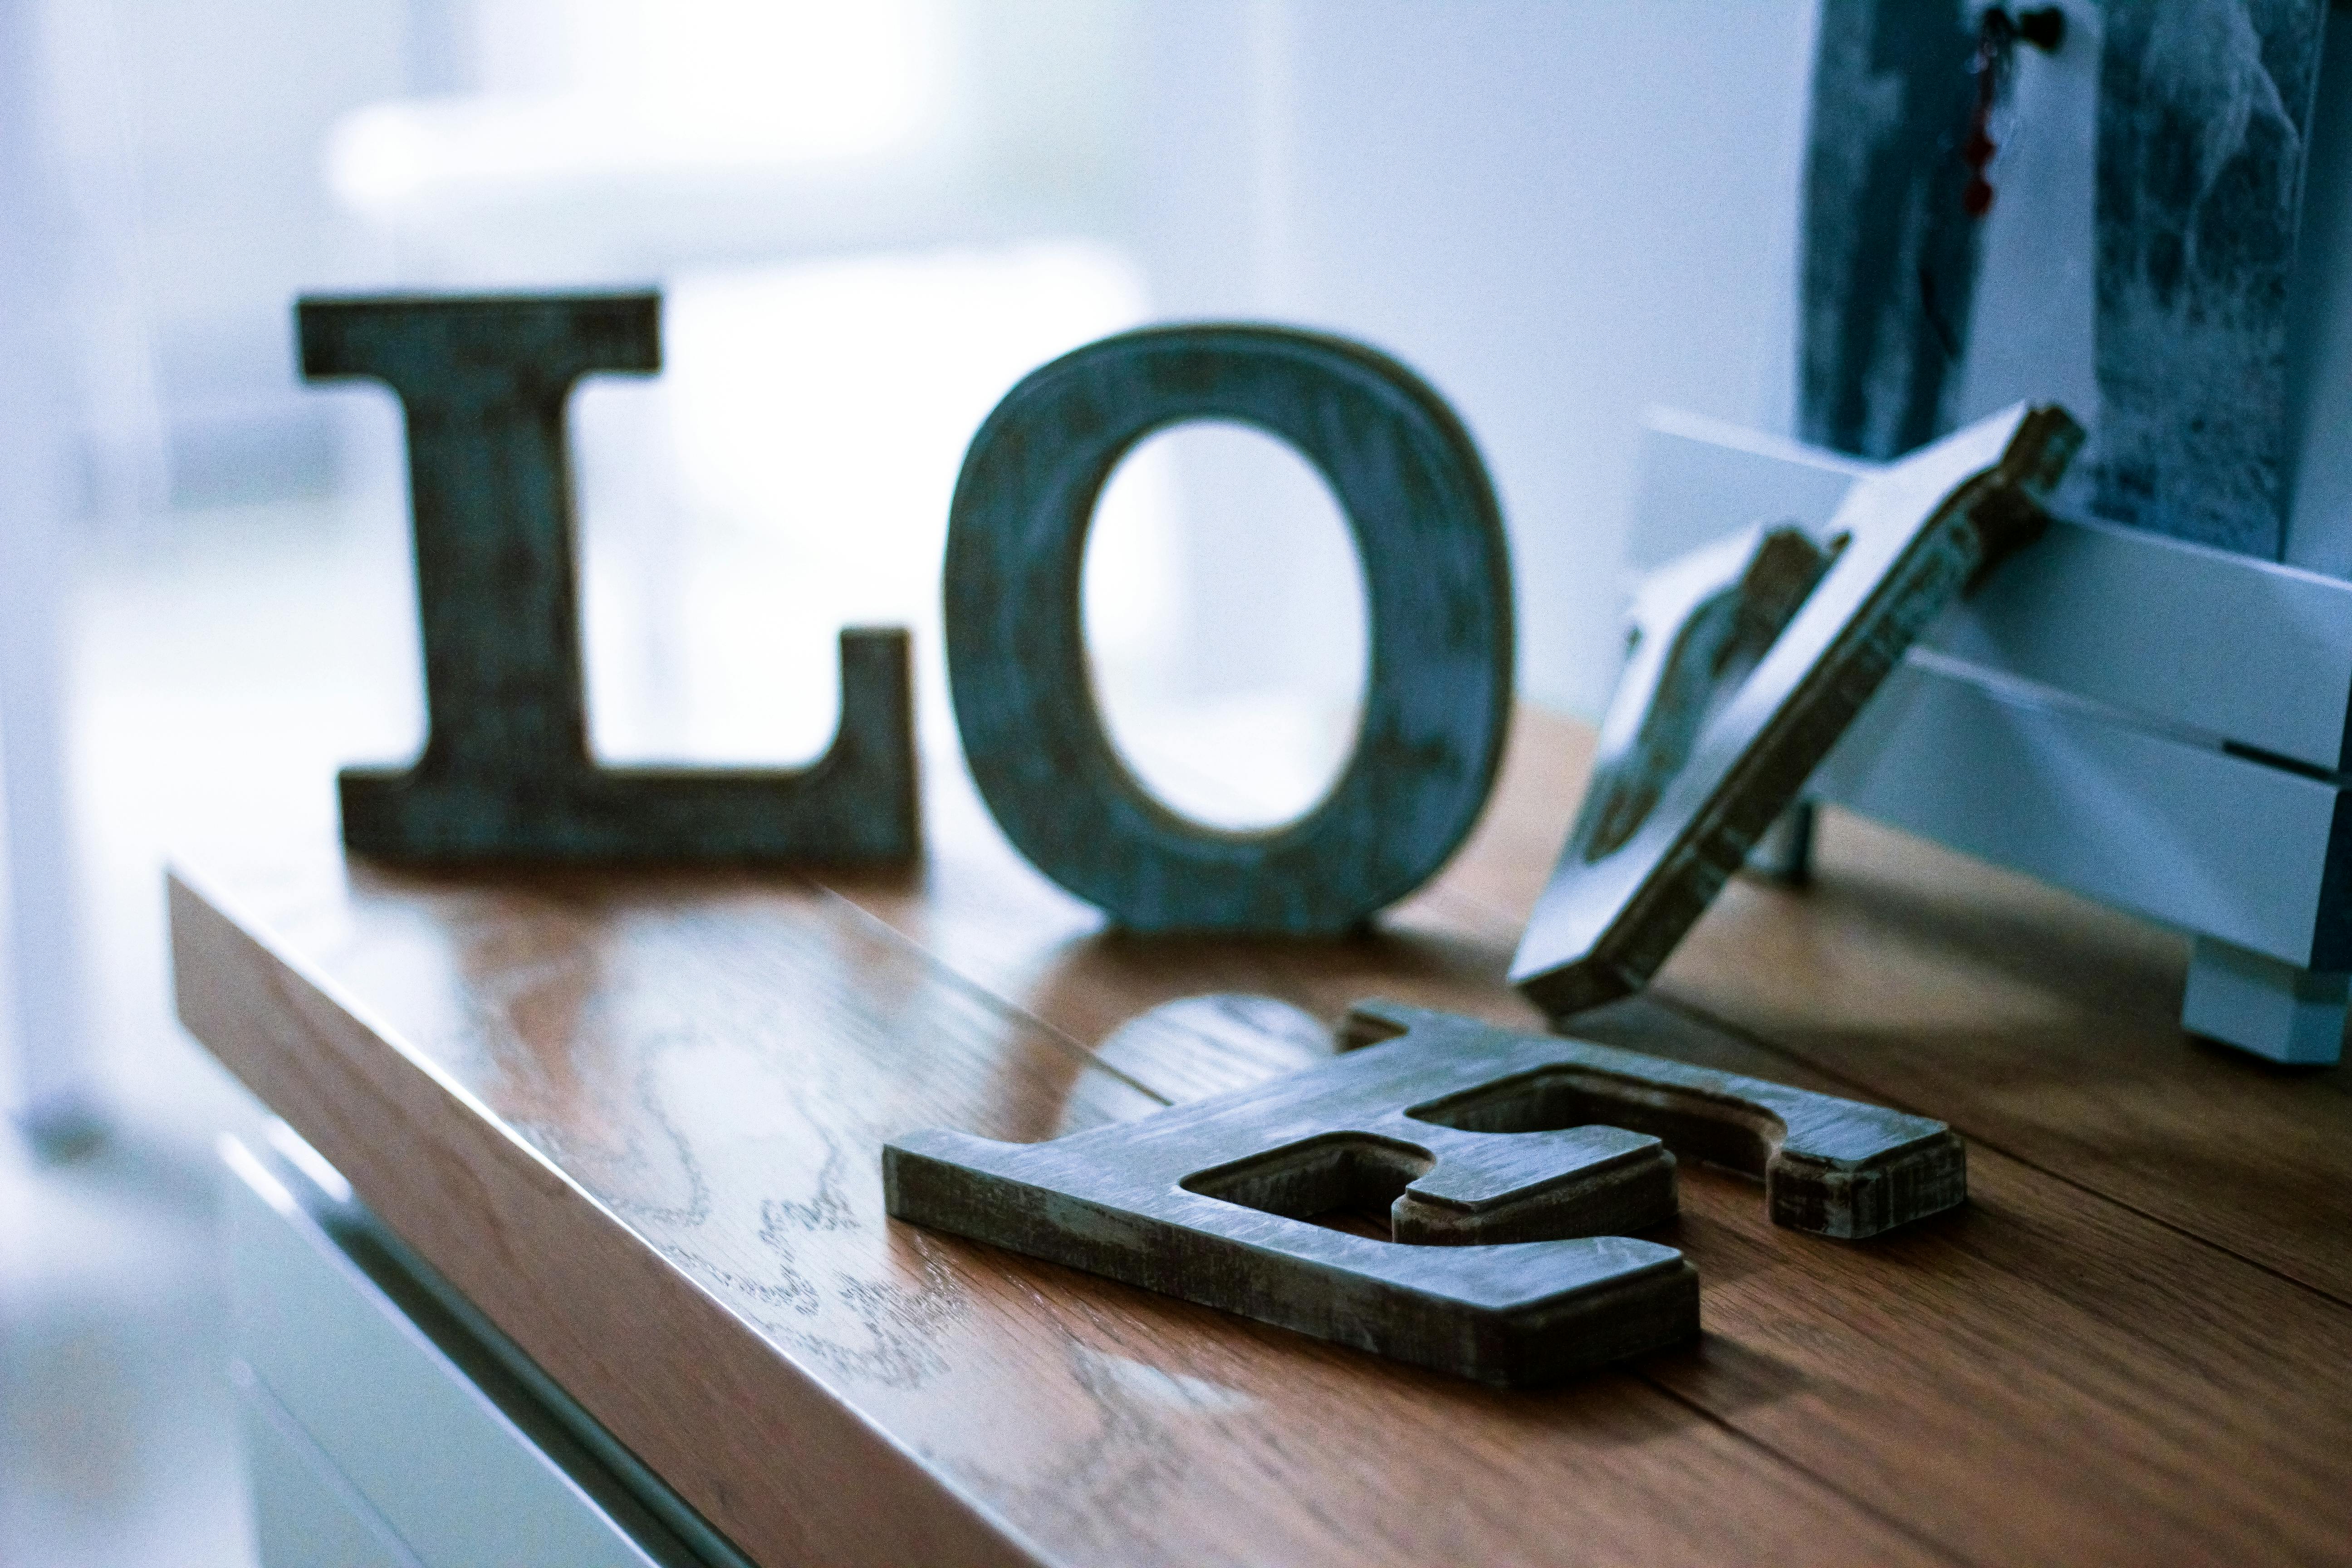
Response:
172,707,2352,1567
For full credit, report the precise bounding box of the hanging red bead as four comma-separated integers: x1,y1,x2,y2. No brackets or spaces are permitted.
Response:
1964,10,2008,218
1961,7,2064,219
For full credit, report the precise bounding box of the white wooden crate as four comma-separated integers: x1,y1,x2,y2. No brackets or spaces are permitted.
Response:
1627,407,2352,1065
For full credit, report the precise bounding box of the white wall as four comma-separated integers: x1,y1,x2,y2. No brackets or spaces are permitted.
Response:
45,0,1831,721
44,0,409,513
1127,0,1822,717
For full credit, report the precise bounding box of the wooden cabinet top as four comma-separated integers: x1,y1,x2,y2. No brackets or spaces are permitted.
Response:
170,712,2352,1568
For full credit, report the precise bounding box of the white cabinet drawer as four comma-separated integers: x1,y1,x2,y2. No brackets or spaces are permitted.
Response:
224,1132,748,1568
235,1359,421,1568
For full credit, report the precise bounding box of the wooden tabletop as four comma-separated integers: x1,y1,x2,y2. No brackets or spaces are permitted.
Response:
170,710,2352,1568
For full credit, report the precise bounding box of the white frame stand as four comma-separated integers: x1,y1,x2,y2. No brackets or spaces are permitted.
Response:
1629,408,2352,1066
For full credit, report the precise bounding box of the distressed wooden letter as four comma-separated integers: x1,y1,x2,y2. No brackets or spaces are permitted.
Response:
1513,403,2081,1019
886,1000,1963,1385
301,293,917,862
943,324,1513,934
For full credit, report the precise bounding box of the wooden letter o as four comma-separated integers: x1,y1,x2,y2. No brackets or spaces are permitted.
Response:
944,325,1514,934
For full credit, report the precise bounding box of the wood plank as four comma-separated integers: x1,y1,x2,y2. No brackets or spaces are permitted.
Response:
171,862,1057,1568
170,846,1938,1568
813,721,2352,1567
1082,987,2352,1567
1657,805,2352,1305
1574,999,2352,1568
172,701,2352,1566
1416,709,2352,1306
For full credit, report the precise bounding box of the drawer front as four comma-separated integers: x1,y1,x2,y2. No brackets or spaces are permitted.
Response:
225,1138,694,1568
235,1360,421,1568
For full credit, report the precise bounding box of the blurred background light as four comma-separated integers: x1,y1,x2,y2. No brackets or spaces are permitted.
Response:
328,0,945,217
574,240,1169,772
